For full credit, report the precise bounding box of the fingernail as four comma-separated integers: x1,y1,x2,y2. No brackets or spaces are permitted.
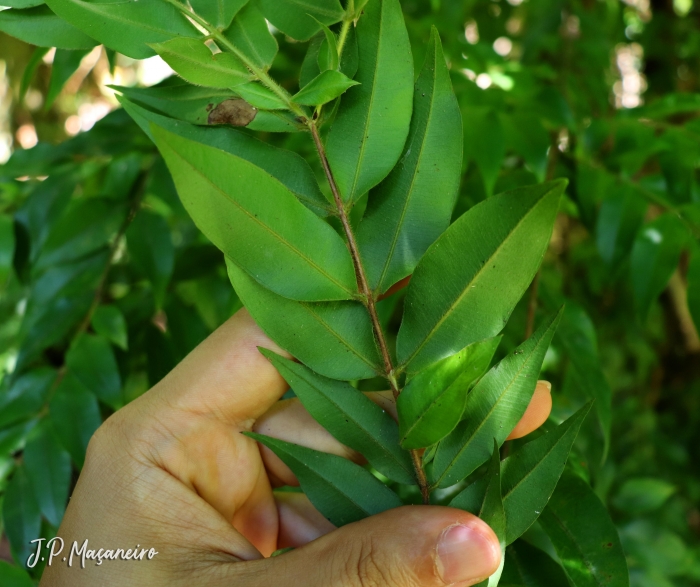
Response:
436,523,500,585
538,380,552,393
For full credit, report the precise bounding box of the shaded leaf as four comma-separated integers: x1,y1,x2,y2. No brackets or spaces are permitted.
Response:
292,70,358,106
326,0,414,205
432,309,563,488
465,107,505,197
65,334,122,410
0,214,14,288
476,441,506,587
151,124,357,301
20,46,50,104
244,432,402,526
257,0,344,41
397,336,501,450
223,2,278,71
261,350,415,484
357,27,462,295
0,561,34,587
0,5,97,50
0,369,55,429
300,35,324,88
45,48,90,109
688,242,700,333
2,466,41,566
227,260,381,380
501,540,570,587
190,0,247,29
503,112,550,182
397,180,565,374
612,478,676,515
595,185,647,268
316,20,339,72
91,305,128,351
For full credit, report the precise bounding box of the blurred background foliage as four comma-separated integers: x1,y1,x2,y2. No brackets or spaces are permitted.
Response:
0,0,699,585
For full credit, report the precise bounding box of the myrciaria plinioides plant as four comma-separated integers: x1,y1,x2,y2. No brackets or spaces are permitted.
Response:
10,0,629,584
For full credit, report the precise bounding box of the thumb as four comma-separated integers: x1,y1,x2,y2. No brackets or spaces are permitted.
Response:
228,506,501,587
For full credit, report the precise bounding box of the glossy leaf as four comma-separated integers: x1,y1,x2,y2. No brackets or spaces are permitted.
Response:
2,466,41,566
432,309,563,488
325,0,414,205
227,260,381,380
0,214,14,288
151,38,251,89
45,0,197,59
126,210,174,309
476,442,506,587
244,432,402,526
357,28,462,295
397,336,501,450
501,540,570,587
223,3,278,71
539,473,629,587
46,49,90,109
292,70,358,106
257,0,344,41
398,180,565,374
49,372,102,468
190,0,247,29
0,5,97,49
261,351,415,484
151,125,357,301
91,305,128,351
65,334,122,410
501,402,592,544
630,213,687,320
23,421,72,527
119,97,330,216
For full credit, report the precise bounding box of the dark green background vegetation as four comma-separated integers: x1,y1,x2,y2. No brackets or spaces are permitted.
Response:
0,0,699,585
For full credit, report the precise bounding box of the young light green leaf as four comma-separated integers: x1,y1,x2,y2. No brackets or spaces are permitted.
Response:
45,49,90,109
501,540,570,587
150,38,251,89
325,0,414,205
0,214,14,288
91,305,128,351
257,0,344,41
630,213,687,320
315,20,339,71
49,372,102,468
476,441,506,587
357,27,462,295
227,260,381,380
501,402,592,544
2,466,41,567
118,97,330,216
431,309,563,488
234,82,288,110
126,210,174,310
539,473,630,587
260,350,415,484
292,70,358,106
151,125,357,301
397,336,501,450
189,0,247,29
66,334,122,411
223,3,278,71
23,421,72,527
0,5,97,50
244,432,402,526
397,180,566,374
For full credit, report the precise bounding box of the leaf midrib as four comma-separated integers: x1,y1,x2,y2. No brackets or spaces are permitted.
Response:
164,142,354,297
160,47,248,80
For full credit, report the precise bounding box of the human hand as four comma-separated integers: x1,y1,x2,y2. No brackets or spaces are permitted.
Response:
40,309,553,587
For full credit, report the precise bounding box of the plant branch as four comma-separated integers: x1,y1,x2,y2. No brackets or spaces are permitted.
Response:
309,123,431,504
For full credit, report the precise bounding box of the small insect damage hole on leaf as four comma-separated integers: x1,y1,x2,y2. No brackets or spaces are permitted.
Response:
208,99,257,127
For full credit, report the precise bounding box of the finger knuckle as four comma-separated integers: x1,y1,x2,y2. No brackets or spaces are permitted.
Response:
341,534,419,587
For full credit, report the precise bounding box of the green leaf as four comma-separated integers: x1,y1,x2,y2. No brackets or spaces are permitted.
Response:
49,372,102,468
190,0,247,29
292,70,358,106
300,35,324,88
91,305,128,351
397,336,501,450
502,112,550,183
476,441,506,587
315,20,339,72
151,38,251,89
20,46,50,104
465,107,505,197
0,5,97,49
223,2,278,71
539,473,630,587
0,561,34,587
397,180,565,374
244,432,402,526
66,334,122,410
260,350,415,484
630,213,688,320
23,421,72,527
688,242,700,332
0,214,15,288
234,82,288,110
325,0,414,205
118,97,330,216
126,210,174,309
432,308,563,488
2,466,41,566
45,49,90,109
2,0,45,8
257,0,344,41
501,540,570,587
612,478,676,515
151,124,357,301
45,0,197,59
595,185,647,268
0,369,56,429
501,402,592,544
227,260,381,380
357,27,462,294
